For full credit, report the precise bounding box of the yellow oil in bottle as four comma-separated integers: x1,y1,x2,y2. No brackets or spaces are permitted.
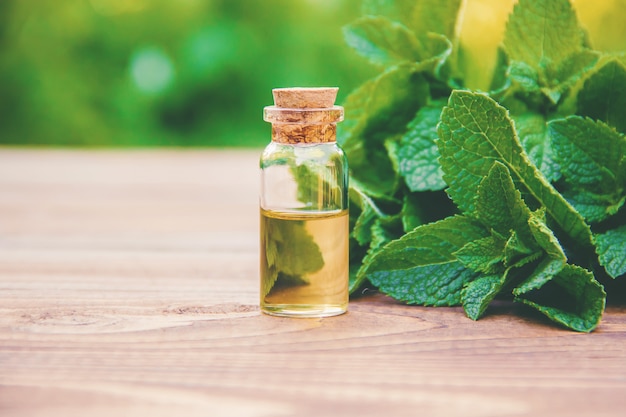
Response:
260,208,349,317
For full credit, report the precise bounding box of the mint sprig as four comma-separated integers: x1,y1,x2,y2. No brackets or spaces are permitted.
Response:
341,0,624,332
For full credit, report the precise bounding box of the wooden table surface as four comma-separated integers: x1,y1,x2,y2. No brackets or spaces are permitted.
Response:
1,149,625,417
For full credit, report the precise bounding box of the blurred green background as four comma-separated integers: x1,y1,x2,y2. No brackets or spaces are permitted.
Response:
0,0,624,147
0,0,375,147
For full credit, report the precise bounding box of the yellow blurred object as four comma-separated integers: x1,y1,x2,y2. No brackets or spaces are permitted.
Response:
458,0,515,89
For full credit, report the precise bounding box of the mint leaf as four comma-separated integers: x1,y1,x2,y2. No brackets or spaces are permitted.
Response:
362,0,462,41
348,184,387,293
351,1,455,76
475,162,532,237
398,99,446,191
462,274,507,320
350,186,382,245
348,186,404,294
489,46,511,93
514,113,561,182
513,256,565,296
529,209,565,254
344,16,421,68
437,90,593,245
366,215,488,270
339,65,429,197
503,0,595,103
401,189,457,234
370,262,477,306
504,0,583,71
595,225,626,278
508,61,541,94
454,236,506,274
351,213,405,294
361,0,415,24
401,192,424,232
550,116,625,188
515,264,606,332
560,189,623,224
549,116,626,222
577,59,626,134
408,0,461,40
542,50,599,104
504,230,540,268
364,215,488,306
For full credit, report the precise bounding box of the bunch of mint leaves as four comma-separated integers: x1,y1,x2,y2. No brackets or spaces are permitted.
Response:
340,0,626,332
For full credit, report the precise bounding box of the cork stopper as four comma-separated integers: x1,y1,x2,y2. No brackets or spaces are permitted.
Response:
272,87,338,109
264,87,344,144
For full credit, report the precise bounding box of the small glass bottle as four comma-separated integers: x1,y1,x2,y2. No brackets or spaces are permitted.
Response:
260,87,349,317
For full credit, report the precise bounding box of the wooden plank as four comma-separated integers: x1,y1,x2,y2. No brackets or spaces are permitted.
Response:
1,149,625,417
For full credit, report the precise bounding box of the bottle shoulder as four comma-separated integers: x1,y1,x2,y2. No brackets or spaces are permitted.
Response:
260,142,346,167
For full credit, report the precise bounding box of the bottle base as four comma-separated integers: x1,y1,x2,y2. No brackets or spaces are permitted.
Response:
261,304,347,318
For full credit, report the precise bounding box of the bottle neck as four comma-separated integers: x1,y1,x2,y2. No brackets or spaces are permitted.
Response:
271,123,336,144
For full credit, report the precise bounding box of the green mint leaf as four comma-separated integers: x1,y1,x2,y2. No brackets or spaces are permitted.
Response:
595,225,626,278
462,274,507,320
413,33,454,80
398,99,447,191
366,215,488,270
349,185,404,294
364,215,488,306
344,16,422,68
408,0,462,41
560,189,624,224
475,162,532,237
577,59,626,134
504,230,541,268
549,116,626,222
367,248,480,306
351,213,405,294
348,185,385,293
361,0,415,24
454,236,506,274
542,50,600,104
504,0,583,69
351,195,380,246
527,209,567,260
401,192,424,232
508,61,541,93
401,189,458,234
489,46,511,93
515,264,606,332
355,0,457,78
497,210,567,306
371,214,404,250
350,186,381,245
503,0,595,103
437,90,593,246
339,65,429,197
513,256,566,297
514,113,561,182
513,211,567,295
550,116,626,188
370,262,477,306
362,0,462,41
503,0,583,71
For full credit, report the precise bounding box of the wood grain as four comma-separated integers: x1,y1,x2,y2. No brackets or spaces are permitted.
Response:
1,149,625,417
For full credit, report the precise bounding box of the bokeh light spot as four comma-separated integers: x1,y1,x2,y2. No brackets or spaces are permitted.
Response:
130,47,175,95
